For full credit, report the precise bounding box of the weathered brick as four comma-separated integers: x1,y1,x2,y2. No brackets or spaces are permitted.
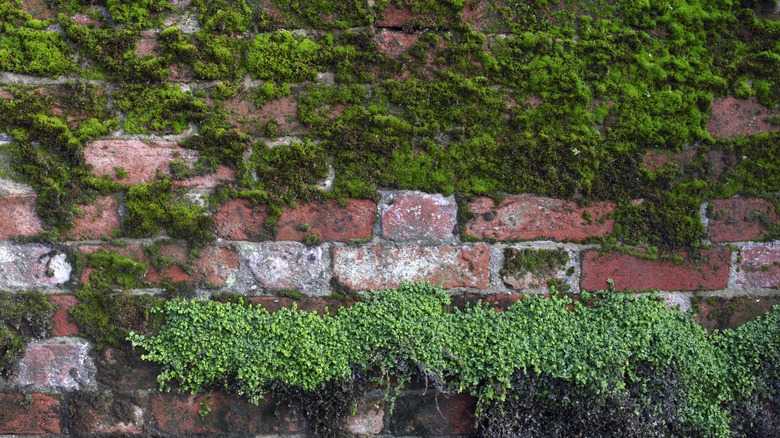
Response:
149,392,304,435
345,397,384,435
214,198,270,241
709,198,778,242
95,348,160,390
451,293,525,312
146,244,239,287
0,194,44,238
48,295,80,336
84,140,234,187
276,199,376,242
13,339,96,392
374,33,419,59
247,296,355,315
386,393,476,436
465,196,615,241
333,244,490,290
0,393,61,434
72,391,145,435
381,192,457,241
695,296,780,332
245,242,332,295
708,96,780,139
501,247,576,291
581,248,730,291
135,31,158,57
0,243,71,287
735,243,780,288
66,195,121,240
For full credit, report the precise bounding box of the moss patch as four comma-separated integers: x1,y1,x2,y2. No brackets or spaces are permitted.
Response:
0,291,54,375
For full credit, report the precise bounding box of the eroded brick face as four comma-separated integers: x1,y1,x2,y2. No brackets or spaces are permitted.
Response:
465,196,615,242
736,244,780,288
581,247,730,292
333,244,490,290
708,198,778,242
0,194,43,238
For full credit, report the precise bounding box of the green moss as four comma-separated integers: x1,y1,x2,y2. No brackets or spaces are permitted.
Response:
248,139,329,204
0,291,54,375
279,289,304,300
0,28,75,77
114,84,209,134
247,31,327,82
59,15,169,82
123,179,215,248
303,234,322,246
500,248,570,281
105,0,171,29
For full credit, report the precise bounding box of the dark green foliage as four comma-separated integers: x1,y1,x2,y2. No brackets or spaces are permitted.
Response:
131,283,780,436
0,291,54,375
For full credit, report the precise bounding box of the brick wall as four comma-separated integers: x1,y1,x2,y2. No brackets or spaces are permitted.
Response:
1,0,779,435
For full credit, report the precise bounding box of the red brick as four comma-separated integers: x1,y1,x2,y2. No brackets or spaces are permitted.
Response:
135,31,158,57
13,340,95,391
172,165,236,189
276,199,376,242
736,244,780,288
85,140,232,187
465,196,615,241
346,397,384,435
581,247,730,291
333,244,490,290
381,193,457,241
709,198,778,242
149,392,304,435
214,199,269,241
146,244,239,287
0,393,61,434
247,296,353,315
642,149,697,171
0,194,44,238
374,33,419,59
708,96,780,139
95,348,160,390
48,295,80,336
0,243,72,287
66,195,121,240
387,393,476,436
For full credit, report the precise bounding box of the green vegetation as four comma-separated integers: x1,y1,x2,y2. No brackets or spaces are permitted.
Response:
114,84,209,134
0,291,54,375
130,282,780,436
501,247,571,289
123,179,215,247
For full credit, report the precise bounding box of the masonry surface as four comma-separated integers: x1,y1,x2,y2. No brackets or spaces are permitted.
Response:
0,0,779,435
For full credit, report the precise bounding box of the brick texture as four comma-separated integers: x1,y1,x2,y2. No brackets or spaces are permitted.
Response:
66,195,121,240
214,198,270,241
581,248,730,291
333,244,490,290
276,199,376,242
13,340,95,391
736,244,780,288
465,196,615,241
0,394,61,434
47,295,80,336
0,194,43,238
709,198,778,242
708,96,780,138
246,242,332,294
0,243,71,287
381,192,457,240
